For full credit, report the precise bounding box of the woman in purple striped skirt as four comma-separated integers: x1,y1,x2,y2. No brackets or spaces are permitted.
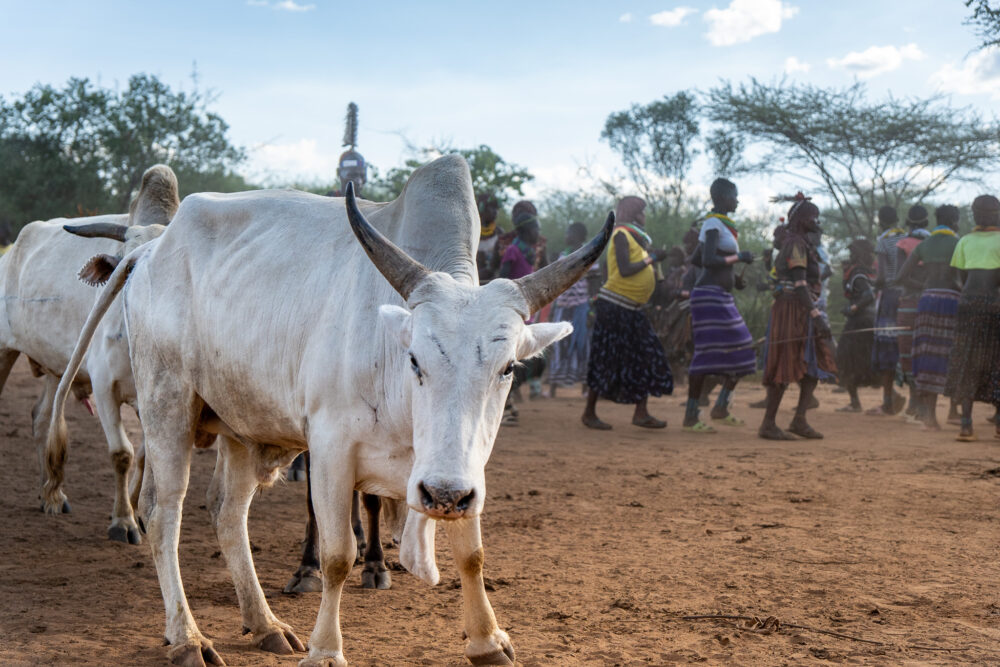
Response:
682,179,757,434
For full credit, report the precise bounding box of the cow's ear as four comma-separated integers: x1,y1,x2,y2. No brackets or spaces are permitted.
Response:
78,254,120,287
379,305,412,348
517,322,572,360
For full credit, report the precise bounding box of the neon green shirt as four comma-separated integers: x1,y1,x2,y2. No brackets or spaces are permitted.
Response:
950,230,1000,270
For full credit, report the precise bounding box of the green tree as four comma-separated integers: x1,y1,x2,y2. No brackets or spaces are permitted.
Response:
0,74,247,234
367,144,533,206
706,78,1000,239
601,92,700,219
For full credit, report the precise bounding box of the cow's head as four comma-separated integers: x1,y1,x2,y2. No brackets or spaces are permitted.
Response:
345,183,613,520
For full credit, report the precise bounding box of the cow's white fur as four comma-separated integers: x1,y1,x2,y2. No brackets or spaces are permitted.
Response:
49,155,585,666
3,167,175,541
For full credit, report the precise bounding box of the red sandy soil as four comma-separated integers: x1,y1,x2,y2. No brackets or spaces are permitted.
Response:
1,356,999,666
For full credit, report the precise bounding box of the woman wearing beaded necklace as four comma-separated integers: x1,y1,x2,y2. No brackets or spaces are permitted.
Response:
758,193,837,440
681,178,756,433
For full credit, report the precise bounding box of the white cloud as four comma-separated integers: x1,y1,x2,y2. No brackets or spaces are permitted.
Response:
784,56,810,74
274,0,315,11
826,43,924,79
649,7,697,27
930,46,1000,98
703,0,798,47
619,12,633,23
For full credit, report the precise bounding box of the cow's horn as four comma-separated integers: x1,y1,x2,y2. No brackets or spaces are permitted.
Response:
62,222,128,242
344,182,430,301
515,211,615,315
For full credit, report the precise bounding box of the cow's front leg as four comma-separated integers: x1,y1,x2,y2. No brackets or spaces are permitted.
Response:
360,493,390,589
444,518,515,666
211,436,305,655
300,438,357,667
284,452,322,593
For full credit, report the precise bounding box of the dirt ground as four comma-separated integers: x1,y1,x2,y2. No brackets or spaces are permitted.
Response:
1,356,999,666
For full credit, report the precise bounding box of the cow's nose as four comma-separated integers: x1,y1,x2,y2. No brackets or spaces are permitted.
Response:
418,481,475,519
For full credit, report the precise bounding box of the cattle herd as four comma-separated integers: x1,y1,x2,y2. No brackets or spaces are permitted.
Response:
0,156,614,667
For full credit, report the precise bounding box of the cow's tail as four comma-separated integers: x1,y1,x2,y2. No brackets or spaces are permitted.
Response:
42,250,140,514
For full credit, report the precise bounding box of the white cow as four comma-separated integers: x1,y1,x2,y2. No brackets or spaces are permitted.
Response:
0,165,177,543
46,155,612,666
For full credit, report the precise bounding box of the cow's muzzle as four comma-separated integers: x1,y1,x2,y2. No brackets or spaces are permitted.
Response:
417,480,475,519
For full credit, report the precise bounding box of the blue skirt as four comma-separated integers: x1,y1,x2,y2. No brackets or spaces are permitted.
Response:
688,286,756,377
871,288,901,372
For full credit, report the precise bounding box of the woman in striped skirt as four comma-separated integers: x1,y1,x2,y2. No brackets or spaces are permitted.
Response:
894,205,961,429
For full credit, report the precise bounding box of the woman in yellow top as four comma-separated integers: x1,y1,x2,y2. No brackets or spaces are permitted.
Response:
582,196,673,429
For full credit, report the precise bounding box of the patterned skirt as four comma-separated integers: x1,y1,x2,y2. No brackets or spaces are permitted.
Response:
896,293,920,376
548,301,591,387
586,297,673,404
944,296,1000,406
836,308,879,388
763,293,837,386
688,286,756,377
912,289,960,395
871,288,901,372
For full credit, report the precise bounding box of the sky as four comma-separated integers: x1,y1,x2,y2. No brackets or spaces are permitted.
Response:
1,0,998,213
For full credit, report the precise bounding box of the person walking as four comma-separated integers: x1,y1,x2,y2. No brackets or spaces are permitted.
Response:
944,195,1000,441
548,222,601,396
894,205,932,421
758,194,836,440
682,178,756,433
835,239,880,412
896,205,961,430
867,205,909,416
582,196,673,429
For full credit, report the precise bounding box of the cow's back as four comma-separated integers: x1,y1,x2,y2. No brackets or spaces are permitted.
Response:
125,190,404,444
1,217,125,376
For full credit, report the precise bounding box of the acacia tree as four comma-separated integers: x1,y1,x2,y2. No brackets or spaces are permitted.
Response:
706,79,1000,238
600,91,700,218
965,0,1000,49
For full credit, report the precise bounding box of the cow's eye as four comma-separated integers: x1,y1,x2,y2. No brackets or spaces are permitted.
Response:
410,353,423,385
501,361,515,378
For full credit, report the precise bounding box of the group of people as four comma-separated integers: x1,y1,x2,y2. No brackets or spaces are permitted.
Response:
838,197,1000,441
477,178,1000,443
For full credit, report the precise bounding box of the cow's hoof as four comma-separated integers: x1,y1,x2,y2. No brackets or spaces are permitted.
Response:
41,497,71,515
167,639,225,667
284,567,323,594
108,520,142,545
466,631,515,666
255,627,306,654
361,565,391,590
298,653,348,667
